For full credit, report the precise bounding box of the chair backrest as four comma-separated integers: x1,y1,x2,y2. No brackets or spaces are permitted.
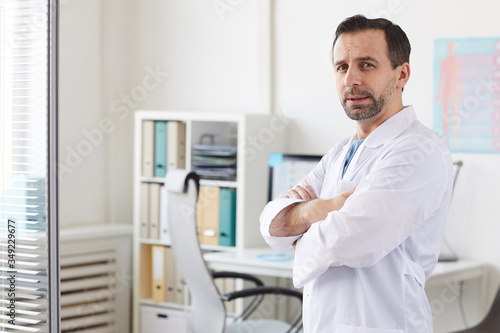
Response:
475,286,500,331
166,170,226,333
452,285,500,332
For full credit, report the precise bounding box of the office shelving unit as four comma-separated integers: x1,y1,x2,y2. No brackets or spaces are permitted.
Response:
132,110,287,332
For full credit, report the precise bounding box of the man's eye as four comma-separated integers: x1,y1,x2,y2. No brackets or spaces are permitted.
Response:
363,63,374,68
337,65,347,71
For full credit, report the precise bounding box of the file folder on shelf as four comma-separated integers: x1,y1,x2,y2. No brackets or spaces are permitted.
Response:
196,186,220,245
149,183,161,240
174,257,185,304
140,244,153,299
151,245,167,303
219,188,236,247
165,247,176,303
167,121,186,170
140,183,150,239
142,120,155,177
159,185,171,243
154,121,168,177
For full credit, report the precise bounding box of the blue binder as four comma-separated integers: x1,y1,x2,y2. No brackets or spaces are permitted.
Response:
154,121,168,177
219,188,236,246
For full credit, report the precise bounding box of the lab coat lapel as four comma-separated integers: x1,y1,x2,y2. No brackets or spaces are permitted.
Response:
342,106,418,181
335,137,363,194
320,135,356,197
341,141,366,181
335,134,356,183
320,136,355,199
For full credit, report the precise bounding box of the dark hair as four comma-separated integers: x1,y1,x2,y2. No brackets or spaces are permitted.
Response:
332,15,411,69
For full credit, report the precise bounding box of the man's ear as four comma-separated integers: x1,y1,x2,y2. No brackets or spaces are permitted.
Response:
397,62,410,90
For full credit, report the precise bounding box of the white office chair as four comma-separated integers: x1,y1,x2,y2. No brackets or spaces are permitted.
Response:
165,170,302,333
451,285,500,332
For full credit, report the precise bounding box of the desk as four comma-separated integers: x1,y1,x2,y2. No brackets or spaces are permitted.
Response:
205,248,294,278
427,259,486,288
204,247,485,285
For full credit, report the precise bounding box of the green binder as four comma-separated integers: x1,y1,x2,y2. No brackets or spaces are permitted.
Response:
219,188,236,246
154,121,167,177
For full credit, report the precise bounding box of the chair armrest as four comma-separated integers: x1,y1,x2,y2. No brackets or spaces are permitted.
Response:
222,286,303,329
211,271,264,287
220,286,303,302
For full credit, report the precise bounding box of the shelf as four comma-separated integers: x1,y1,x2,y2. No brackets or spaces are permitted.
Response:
139,238,172,246
199,179,238,188
200,243,237,252
140,177,239,188
140,177,167,183
139,239,238,252
139,299,187,311
132,110,287,333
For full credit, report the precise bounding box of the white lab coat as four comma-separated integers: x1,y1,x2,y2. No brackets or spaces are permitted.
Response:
260,106,453,332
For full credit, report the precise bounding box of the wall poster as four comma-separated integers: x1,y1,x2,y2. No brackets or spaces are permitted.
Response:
433,37,500,153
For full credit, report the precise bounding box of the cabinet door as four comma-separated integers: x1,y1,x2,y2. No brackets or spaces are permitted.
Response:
140,305,187,332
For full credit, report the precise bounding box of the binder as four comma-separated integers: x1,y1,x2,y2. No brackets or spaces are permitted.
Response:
165,247,176,303
196,186,220,245
140,244,153,299
142,120,155,177
154,121,168,177
167,121,186,170
158,185,171,243
174,256,185,305
140,183,150,239
149,183,161,240
219,188,236,247
151,245,167,303
224,278,235,313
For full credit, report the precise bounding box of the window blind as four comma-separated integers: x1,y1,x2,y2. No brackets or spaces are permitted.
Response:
0,0,58,332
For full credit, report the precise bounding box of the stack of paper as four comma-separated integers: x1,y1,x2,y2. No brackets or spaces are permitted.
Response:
192,144,237,180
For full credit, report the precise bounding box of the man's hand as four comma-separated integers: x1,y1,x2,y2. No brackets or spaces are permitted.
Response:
289,185,317,200
319,187,355,217
269,187,356,237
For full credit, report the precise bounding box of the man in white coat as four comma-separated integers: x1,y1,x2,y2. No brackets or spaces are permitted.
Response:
260,15,453,332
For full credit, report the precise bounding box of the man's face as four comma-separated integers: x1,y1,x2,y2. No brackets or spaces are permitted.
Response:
333,29,400,121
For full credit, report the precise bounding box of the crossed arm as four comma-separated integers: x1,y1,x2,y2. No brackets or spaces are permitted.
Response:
269,185,355,237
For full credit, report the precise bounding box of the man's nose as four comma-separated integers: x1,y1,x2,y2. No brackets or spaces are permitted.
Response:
344,67,362,87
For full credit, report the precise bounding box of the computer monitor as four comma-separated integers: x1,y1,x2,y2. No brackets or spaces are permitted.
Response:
267,153,323,202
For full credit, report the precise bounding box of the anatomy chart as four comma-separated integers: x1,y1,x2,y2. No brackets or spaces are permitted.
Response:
433,38,500,153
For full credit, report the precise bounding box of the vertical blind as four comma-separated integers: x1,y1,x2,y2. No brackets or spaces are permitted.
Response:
0,0,58,332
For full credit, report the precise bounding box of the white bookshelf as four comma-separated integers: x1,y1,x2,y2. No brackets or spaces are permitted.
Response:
132,110,287,333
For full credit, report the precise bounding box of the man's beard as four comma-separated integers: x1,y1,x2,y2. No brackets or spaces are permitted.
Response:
341,81,395,121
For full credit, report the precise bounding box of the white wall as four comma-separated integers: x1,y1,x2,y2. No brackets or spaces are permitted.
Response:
133,0,260,112
59,0,109,225
101,0,137,226
59,0,137,226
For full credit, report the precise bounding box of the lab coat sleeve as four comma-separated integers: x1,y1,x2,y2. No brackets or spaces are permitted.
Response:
260,150,332,252
259,197,304,251
293,137,453,288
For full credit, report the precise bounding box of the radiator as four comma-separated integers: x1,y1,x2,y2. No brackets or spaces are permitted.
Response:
60,225,132,333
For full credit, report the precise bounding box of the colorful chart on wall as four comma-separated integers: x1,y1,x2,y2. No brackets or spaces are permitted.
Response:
433,37,500,153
